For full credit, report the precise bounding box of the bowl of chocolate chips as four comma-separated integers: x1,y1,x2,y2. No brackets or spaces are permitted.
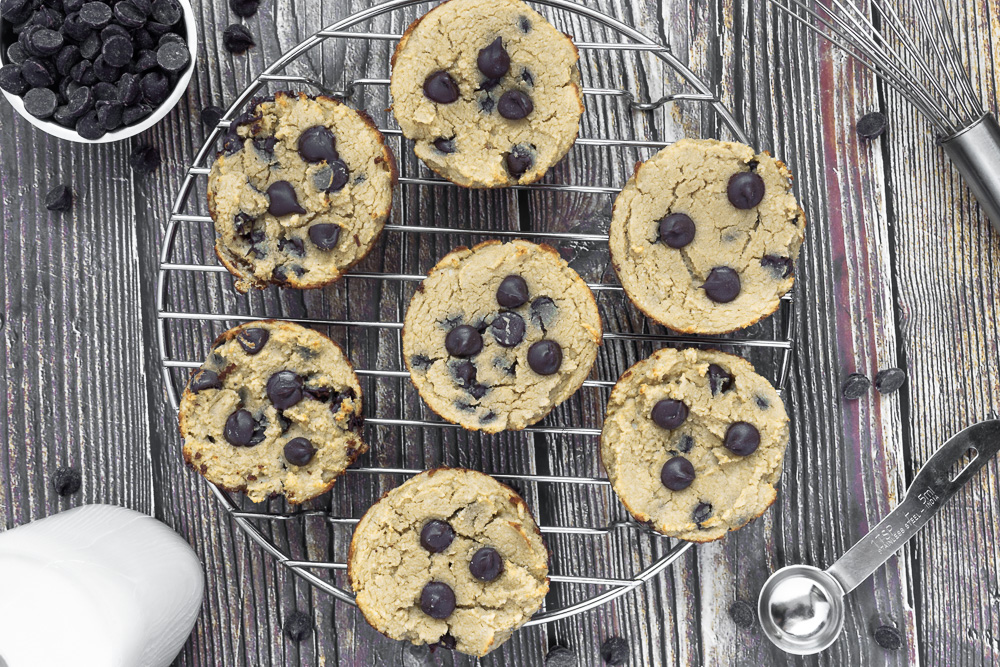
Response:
0,0,196,142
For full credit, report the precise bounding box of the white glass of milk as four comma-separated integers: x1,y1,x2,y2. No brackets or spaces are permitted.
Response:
0,504,204,667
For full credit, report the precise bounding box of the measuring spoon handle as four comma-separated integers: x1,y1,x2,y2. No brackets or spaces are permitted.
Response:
827,419,1000,595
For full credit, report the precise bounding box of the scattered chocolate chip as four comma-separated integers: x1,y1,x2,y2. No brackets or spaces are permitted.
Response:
661,456,695,491
842,372,871,400
496,274,529,308
658,212,696,248
703,266,741,303
52,466,82,496
129,144,161,174
423,70,459,104
420,519,455,553
200,104,225,128
445,324,482,358
283,437,316,466
857,112,887,140
600,636,629,665
308,223,341,250
692,502,713,525
224,409,257,446
651,399,688,430
477,37,510,79
727,171,765,209
724,421,760,456
544,646,577,667
873,624,902,650
874,368,906,394
297,125,338,163
729,600,756,628
419,582,455,619
433,137,455,154
505,144,533,177
707,364,734,395
267,181,307,216
498,89,533,120
527,339,562,375
469,546,504,582
156,40,189,72
236,327,269,354
223,23,255,54
266,370,304,410
23,87,58,118
282,610,313,642
761,255,793,278
490,311,525,347
45,184,74,212
229,0,259,17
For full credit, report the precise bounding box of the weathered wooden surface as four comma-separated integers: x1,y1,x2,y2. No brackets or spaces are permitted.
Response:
1,0,998,664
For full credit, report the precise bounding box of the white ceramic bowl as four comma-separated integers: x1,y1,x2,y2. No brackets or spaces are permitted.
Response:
0,0,197,143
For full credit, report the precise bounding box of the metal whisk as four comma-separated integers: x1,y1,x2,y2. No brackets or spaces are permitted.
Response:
769,0,1000,235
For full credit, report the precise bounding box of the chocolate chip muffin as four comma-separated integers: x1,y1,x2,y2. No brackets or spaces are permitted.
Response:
178,320,366,504
402,240,602,432
348,468,549,656
609,139,806,334
389,0,583,188
207,92,397,292
600,348,789,542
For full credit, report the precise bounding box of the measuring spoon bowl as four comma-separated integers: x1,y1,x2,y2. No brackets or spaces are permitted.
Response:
758,564,845,655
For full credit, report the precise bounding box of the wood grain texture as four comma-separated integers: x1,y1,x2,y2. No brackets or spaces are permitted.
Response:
0,0,997,665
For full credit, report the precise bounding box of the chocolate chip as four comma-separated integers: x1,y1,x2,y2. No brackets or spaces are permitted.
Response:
729,600,756,629
419,520,455,553
874,368,906,394
29,27,63,57
692,502,713,525
0,65,27,95
223,23,255,54
755,395,770,410
267,181,307,216
114,1,147,28
496,275,529,308
224,409,258,446
283,437,316,466
727,172,766,209
658,213,695,248
505,144,533,177
129,144,161,175
75,110,105,138
651,399,688,430
761,255,793,278
308,223,341,250
478,93,495,112
661,456,695,491
322,159,350,193
469,546,504,582
433,137,455,154
200,104,224,128
873,624,902,650
600,636,629,665
518,15,532,32
703,267,741,303
97,100,124,130
842,372,871,400
724,421,760,456
282,610,312,642
0,0,32,22
527,339,561,375
52,466,82,496
530,296,557,330
857,112,887,140
267,371,304,410
93,82,118,102
252,136,277,159
419,582,455,619
229,0,259,17
490,311,525,347
477,37,510,79
103,24,132,45
122,103,153,126
45,185,74,212
445,324,482,358
453,359,477,386
677,435,694,453
22,59,54,88
544,646,577,667
437,634,457,650
133,49,159,73
410,354,433,371
151,0,181,25
102,35,134,68
55,46,82,78
139,70,169,103
297,125,338,163
79,1,112,28
24,87,58,118
423,70,459,104
156,40,190,72
5,43,27,66
707,364,734,395
278,237,305,257
498,89,533,119
236,327,269,354
521,68,534,86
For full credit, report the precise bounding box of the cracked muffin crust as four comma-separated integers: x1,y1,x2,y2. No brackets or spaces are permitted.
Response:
609,138,806,334
178,320,366,504
389,0,583,188
207,92,396,292
348,468,549,656
601,348,789,542
402,240,602,433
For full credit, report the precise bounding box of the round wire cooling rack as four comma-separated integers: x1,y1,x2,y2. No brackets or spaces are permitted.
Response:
156,0,797,628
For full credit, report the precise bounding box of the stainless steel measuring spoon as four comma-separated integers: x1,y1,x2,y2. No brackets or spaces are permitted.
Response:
758,419,1000,655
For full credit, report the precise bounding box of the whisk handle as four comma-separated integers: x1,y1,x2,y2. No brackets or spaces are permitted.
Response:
941,113,1000,237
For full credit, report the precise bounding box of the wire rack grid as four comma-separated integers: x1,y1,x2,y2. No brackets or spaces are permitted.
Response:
156,0,797,626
